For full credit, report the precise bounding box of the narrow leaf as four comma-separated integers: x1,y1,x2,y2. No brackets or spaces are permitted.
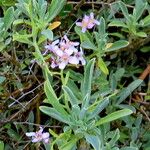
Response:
117,79,143,104
81,59,95,98
47,0,66,22
44,79,68,116
87,98,109,120
108,20,127,28
49,21,61,30
4,7,14,30
140,15,150,26
81,41,97,50
95,109,133,126
133,0,147,21
39,106,70,124
0,76,6,84
98,58,109,75
135,32,147,38
98,17,106,36
85,134,102,150
119,1,130,20
108,129,120,147
63,86,78,106
60,138,78,150
106,40,129,52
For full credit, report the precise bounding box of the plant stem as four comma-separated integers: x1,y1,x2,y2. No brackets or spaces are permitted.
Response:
60,70,70,112
33,39,52,77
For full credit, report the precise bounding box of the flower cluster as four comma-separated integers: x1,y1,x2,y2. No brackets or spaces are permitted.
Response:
26,127,50,143
44,35,86,69
76,12,100,33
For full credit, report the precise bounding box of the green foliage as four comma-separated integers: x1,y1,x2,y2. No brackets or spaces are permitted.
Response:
0,0,149,149
95,109,132,126
13,0,66,46
109,0,148,38
40,59,133,149
0,0,16,7
117,79,143,104
0,141,4,150
0,6,14,51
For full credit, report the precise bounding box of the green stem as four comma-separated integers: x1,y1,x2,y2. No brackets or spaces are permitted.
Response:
60,70,70,111
33,35,52,77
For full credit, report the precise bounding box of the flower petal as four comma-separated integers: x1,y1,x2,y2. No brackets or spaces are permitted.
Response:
45,45,51,49
87,23,95,29
80,57,86,65
69,56,79,65
55,49,63,57
38,127,43,133
32,138,41,143
59,62,67,69
94,20,100,25
71,42,79,46
26,132,36,137
84,15,90,22
42,132,50,139
63,35,69,42
43,138,49,143
82,27,87,33
65,48,74,55
76,22,82,27
52,39,59,45
51,61,57,68
90,12,94,19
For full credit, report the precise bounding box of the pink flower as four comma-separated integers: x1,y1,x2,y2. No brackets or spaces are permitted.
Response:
44,35,86,69
76,12,100,33
50,57,59,68
58,53,71,69
26,127,50,143
45,39,60,54
69,48,86,65
60,35,79,54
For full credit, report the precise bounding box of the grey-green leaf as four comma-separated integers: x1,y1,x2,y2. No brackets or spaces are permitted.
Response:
108,20,127,28
0,76,6,84
41,29,53,41
81,59,95,99
85,134,102,150
81,41,97,50
98,17,106,36
119,1,130,21
4,7,14,30
63,86,79,106
117,79,143,104
133,0,147,21
47,0,66,22
106,40,129,52
87,98,109,120
95,109,133,126
39,106,70,124
44,79,68,116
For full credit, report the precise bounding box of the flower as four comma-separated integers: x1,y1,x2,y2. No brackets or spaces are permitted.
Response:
43,35,85,69
60,35,79,54
44,35,86,69
76,12,100,33
69,48,86,65
26,127,50,143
